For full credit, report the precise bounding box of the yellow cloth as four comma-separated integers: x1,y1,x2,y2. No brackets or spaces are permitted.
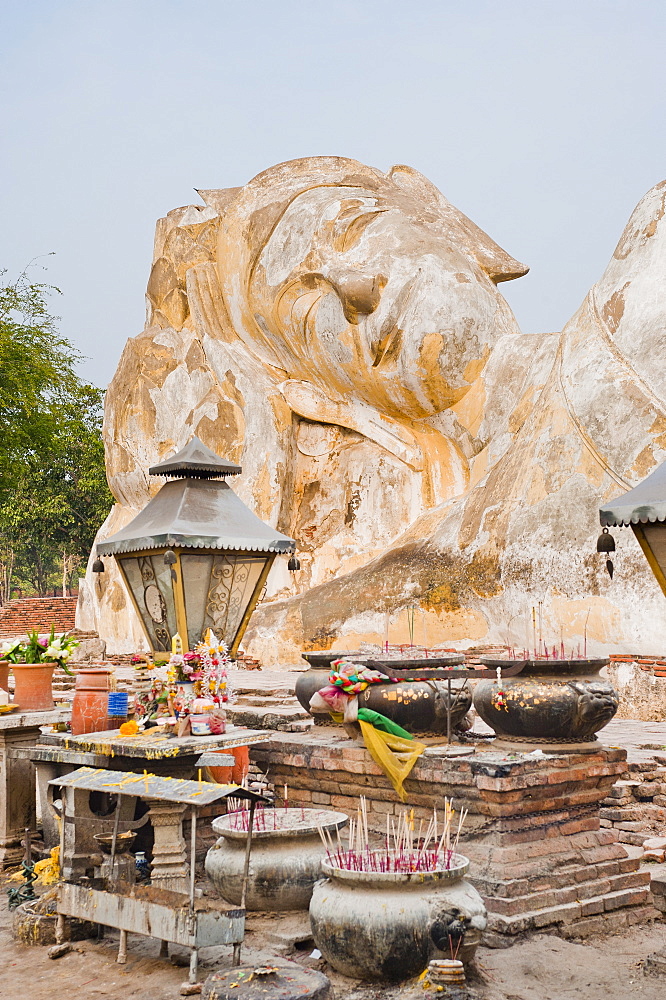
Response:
358,720,426,801
34,847,60,885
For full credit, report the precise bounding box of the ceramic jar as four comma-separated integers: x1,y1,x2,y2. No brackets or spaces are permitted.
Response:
309,854,487,981
189,696,215,735
191,714,211,735
294,651,360,713
206,746,247,784
473,658,618,750
205,807,348,910
0,660,9,693
71,666,114,735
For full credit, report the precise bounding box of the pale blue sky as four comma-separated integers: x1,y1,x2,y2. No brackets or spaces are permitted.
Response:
2,0,665,386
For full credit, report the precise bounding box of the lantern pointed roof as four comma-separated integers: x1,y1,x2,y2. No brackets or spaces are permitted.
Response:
97,437,295,556
600,458,666,526
148,436,242,479
97,478,295,555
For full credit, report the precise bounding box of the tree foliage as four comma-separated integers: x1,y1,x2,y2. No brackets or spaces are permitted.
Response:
0,270,113,601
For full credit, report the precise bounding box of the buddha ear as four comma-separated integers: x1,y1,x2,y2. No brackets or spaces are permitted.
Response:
388,164,529,284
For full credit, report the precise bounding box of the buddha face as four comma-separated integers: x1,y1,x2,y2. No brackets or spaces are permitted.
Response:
242,177,524,419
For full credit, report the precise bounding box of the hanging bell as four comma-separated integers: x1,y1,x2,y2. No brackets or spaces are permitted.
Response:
163,549,177,579
288,556,301,572
92,557,105,574
596,528,616,553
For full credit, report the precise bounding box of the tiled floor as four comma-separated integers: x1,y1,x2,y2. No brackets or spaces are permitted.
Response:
600,717,666,762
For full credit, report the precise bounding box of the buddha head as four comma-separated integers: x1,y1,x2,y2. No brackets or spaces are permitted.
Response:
213,157,528,420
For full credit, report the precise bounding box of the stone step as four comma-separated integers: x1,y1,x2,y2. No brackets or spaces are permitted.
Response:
487,869,651,917
472,854,640,900
228,701,308,717
486,875,652,936
485,903,660,947
619,829,651,846
225,703,313,733
235,694,301,707
230,672,299,696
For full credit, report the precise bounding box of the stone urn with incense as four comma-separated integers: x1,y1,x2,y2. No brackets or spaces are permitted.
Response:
310,853,486,981
473,657,618,753
310,802,486,981
296,650,472,735
205,806,348,911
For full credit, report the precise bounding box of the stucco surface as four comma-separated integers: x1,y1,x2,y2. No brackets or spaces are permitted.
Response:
78,160,666,662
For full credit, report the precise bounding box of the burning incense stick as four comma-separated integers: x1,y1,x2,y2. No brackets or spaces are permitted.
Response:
317,797,465,874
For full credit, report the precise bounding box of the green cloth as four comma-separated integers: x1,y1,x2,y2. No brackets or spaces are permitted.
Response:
357,708,413,740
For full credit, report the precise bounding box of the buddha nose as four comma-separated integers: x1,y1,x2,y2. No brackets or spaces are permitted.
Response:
327,270,387,324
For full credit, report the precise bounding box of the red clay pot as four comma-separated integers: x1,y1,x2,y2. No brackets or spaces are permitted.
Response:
71,667,114,735
0,661,9,693
11,662,56,711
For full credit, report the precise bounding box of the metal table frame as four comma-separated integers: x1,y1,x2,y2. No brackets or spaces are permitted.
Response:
51,766,267,981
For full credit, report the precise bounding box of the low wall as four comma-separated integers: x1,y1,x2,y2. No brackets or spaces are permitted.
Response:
605,655,666,720
600,757,666,847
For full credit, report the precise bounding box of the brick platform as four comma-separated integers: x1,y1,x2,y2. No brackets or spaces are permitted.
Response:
600,757,666,847
250,729,661,945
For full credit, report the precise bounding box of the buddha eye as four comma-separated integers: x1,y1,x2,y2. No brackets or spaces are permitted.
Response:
333,209,386,252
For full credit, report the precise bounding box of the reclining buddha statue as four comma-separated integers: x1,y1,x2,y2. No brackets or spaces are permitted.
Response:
77,159,666,661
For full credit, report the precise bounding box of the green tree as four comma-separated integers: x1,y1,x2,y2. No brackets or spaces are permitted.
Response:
0,267,80,496
0,270,113,600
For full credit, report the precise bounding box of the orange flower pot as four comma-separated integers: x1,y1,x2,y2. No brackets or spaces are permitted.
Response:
11,662,56,711
0,661,9,693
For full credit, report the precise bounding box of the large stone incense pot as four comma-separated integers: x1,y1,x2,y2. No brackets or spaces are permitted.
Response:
206,807,348,911
473,657,618,753
296,650,472,735
310,853,486,981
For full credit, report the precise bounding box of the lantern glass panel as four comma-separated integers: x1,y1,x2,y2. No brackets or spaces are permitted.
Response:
179,552,214,649
118,554,177,652
181,551,267,650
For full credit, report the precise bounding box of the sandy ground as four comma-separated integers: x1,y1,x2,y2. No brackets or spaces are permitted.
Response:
475,928,666,1000
1,885,665,1000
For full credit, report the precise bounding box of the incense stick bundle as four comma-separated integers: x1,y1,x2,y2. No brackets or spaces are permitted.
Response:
316,797,466,874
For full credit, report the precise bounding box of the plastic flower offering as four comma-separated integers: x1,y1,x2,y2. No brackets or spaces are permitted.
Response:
164,630,232,721
1,627,79,675
166,653,186,684
194,630,231,705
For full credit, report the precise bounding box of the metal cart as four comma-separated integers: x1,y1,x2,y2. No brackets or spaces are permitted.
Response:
51,765,267,983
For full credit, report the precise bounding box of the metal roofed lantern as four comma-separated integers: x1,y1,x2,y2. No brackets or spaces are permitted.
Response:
95,437,296,655
599,457,666,596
